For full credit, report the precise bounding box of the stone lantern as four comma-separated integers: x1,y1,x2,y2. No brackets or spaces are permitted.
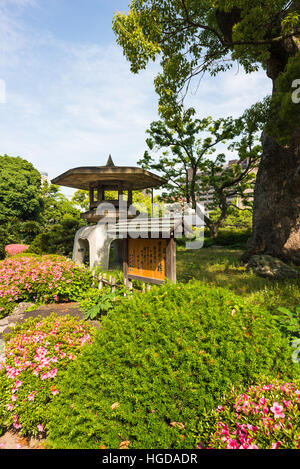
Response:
51,156,165,269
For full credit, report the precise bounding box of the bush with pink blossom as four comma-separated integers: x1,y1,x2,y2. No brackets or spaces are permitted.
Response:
197,380,300,449
0,254,92,318
5,244,29,257
0,314,96,437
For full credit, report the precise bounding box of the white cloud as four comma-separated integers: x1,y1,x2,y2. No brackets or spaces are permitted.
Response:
1,0,37,6
186,66,271,119
0,9,160,189
0,4,273,199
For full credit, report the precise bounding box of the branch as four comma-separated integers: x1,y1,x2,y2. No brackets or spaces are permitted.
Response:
180,0,225,46
178,1,300,48
227,203,253,212
219,155,255,191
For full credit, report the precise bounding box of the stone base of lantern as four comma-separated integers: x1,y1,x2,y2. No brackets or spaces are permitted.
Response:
72,224,115,271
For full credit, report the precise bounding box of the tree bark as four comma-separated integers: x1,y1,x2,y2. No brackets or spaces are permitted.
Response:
242,38,300,265
241,130,300,265
210,223,219,239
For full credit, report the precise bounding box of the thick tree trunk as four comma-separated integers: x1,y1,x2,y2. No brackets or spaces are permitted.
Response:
241,130,300,265
242,36,300,265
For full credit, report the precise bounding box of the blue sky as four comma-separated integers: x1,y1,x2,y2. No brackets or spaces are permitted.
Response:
0,0,272,198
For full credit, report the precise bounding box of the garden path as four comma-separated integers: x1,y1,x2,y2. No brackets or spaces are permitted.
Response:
0,302,100,341
0,431,45,450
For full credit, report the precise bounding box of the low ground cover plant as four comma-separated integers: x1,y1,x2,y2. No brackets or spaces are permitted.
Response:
197,380,300,449
80,288,118,320
47,281,299,449
0,254,92,318
0,314,96,436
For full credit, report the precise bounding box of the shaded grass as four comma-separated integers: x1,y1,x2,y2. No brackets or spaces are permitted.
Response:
177,247,300,312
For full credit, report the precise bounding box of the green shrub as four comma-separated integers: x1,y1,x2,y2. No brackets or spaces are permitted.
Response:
214,228,251,247
0,298,15,319
47,281,299,449
0,254,92,318
203,237,214,248
29,216,86,258
0,314,96,437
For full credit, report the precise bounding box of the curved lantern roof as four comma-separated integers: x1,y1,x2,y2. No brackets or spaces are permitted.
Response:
51,155,166,191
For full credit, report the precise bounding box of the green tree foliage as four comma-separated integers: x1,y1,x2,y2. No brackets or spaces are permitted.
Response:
0,155,44,257
41,181,80,228
113,1,300,135
30,181,86,257
139,106,261,237
0,154,43,224
267,53,300,144
208,203,252,247
71,188,160,216
71,189,90,211
0,156,88,259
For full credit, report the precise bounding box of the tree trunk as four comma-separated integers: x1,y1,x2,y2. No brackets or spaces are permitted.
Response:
241,130,300,265
210,223,219,239
242,38,300,266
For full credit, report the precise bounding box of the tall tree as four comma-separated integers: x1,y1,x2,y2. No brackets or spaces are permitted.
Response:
30,181,87,257
139,106,260,237
0,154,43,224
113,1,300,264
41,181,81,227
0,154,44,257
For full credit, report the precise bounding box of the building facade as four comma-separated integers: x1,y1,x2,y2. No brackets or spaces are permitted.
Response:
193,159,258,213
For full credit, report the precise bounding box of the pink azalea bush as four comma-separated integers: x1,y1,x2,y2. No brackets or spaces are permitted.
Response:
0,314,96,436
5,244,29,257
197,380,300,449
0,254,92,318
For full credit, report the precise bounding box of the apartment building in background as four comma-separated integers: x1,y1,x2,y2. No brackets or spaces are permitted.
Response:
190,159,258,213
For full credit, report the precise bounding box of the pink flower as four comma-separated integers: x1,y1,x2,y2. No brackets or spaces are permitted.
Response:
37,424,44,432
28,392,36,401
49,367,58,378
6,404,14,411
270,402,285,419
11,394,17,402
226,439,239,449
13,423,22,430
283,400,292,409
5,244,29,257
271,441,282,449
